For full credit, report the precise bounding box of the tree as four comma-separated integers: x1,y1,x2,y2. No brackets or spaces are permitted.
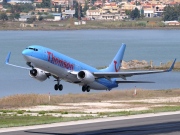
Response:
55,5,57,12
140,8,144,19
163,5,180,21
22,3,34,13
2,0,11,9
125,10,131,16
11,5,21,13
79,3,83,18
73,1,78,18
83,1,89,15
41,0,51,8
9,13,20,20
10,4,34,13
66,5,69,10
38,12,42,15
58,5,62,13
27,16,36,24
73,2,83,19
0,12,8,21
38,16,44,21
36,4,41,8
9,14,14,20
14,13,20,19
130,8,140,20
90,6,96,10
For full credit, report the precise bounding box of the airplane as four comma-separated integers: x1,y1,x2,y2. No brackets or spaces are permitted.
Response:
5,43,176,92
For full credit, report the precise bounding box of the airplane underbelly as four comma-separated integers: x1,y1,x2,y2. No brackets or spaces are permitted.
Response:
25,56,110,90
28,56,67,78
89,82,108,90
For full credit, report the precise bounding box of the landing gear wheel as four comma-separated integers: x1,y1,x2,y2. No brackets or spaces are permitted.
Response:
54,84,59,91
82,85,90,92
82,86,86,92
54,78,63,91
58,84,63,91
87,86,90,92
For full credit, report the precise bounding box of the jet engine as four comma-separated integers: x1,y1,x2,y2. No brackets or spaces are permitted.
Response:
29,68,47,81
77,70,95,83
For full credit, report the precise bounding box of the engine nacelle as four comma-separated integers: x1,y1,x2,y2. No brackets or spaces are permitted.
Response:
77,70,95,83
29,68,47,81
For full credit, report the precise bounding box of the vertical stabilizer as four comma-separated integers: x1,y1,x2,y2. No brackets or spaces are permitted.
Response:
101,43,126,72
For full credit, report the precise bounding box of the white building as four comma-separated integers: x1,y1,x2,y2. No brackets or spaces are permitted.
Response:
86,10,101,20
7,0,32,4
19,15,31,21
99,14,123,20
144,8,154,17
51,13,62,21
64,10,75,17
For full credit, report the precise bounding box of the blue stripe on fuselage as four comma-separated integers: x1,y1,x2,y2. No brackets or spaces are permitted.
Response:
23,45,118,90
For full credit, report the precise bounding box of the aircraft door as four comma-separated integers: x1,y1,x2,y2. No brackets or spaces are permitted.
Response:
39,47,46,61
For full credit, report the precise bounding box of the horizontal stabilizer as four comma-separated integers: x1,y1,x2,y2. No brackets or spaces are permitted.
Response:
116,80,154,83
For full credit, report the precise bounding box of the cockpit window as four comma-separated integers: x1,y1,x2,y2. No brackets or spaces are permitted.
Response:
26,47,38,51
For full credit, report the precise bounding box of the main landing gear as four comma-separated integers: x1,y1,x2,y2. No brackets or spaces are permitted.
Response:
82,85,90,92
54,79,63,91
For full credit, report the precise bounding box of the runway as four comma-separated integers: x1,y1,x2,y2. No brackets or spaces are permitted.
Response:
1,112,180,135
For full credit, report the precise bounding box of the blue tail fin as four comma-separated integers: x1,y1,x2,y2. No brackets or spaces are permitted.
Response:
101,43,126,72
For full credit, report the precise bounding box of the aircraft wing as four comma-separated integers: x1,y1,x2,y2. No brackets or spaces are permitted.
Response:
6,52,52,78
93,59,176,80
5,52,31,70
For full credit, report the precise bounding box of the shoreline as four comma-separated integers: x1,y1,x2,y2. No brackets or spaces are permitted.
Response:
1,20,180,31
1,26,180,31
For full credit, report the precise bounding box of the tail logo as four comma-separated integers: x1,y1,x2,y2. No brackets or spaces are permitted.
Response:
114,60,121,72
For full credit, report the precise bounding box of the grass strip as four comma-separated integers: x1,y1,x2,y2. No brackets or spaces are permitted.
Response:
0,106,180,128
0,115,96,128
98,106,180,117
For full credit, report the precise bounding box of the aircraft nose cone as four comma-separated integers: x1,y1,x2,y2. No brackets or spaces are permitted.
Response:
22,49,31,61
22,49,28,56
22,49,32,56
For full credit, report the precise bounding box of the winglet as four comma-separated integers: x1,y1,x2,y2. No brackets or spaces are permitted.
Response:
5,52,11,64
166,59,176,72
